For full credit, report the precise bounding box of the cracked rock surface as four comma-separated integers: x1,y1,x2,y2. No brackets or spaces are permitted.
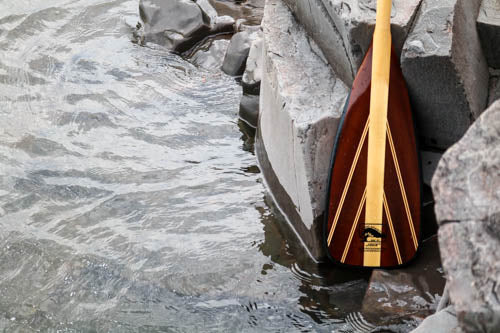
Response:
432,100,500,333
282,0,422,85
401,0,489,150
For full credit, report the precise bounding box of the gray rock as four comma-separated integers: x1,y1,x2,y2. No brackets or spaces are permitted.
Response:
190,39,230,71
282,0,422,85
410,306,462,333
257,0,348,261
361,236,446,328
401,0,489,150
432,100,500,333
210,0,265,26
138,0,234,53
221,30,259,76
239,94,259,128
242,34,263,95
477,0,500,69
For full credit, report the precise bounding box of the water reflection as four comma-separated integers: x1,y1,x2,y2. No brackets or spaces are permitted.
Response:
0,0,369,331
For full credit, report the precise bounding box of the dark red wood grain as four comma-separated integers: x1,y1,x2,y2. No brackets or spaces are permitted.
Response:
324,46,421,268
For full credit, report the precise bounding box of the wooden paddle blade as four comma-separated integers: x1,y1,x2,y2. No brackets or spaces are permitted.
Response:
324,46,421,268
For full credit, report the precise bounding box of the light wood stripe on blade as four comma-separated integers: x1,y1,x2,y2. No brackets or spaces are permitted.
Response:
383,192,402,265
327,118,370,247
386,123,418,250
341,188,367,263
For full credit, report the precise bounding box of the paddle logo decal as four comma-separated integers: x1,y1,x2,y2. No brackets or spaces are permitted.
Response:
360,225,386,250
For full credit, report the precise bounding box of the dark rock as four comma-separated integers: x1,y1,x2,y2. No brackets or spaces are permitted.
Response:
361,236,446,328
421,150,444,187
241,34,262,95
239,94,259,128
432,100,500,333
221,30,258,76
190,39,230,71
138,0,234,53
401,0,489,150
477,0,500,69
489,69,500,106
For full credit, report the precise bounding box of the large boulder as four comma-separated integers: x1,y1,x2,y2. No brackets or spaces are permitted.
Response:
432,100,500,332
138,0,234,53
282,0,422,85
401,0,489,150
257,0,348,261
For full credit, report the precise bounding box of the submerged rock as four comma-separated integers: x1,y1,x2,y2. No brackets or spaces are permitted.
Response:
361,236,446,329
138,0,234,53
401,0,489,150
190,38,230,71
432,100,500,333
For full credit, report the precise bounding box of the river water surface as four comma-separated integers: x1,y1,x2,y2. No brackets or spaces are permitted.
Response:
0,0,370,331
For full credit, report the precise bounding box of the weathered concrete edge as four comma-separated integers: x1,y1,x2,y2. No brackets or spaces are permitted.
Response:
255,128,324,262
257,0,348,261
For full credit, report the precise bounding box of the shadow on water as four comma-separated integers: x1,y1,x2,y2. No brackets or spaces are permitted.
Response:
239,120,371,328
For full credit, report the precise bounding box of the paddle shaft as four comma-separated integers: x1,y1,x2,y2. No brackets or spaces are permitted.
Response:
364,0,392,267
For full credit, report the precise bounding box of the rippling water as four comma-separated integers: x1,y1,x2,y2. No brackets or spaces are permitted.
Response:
0,1,369,331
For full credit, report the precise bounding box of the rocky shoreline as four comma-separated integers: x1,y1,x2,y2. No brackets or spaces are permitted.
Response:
135,0,500,331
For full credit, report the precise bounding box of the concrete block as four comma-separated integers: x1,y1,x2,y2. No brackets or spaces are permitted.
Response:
477,0,500,69
282,0,422,85
401,0,489,150
257,0,348,261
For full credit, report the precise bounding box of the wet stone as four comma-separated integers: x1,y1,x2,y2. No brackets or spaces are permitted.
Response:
477,0,500,69
401,0,489,150
239,94,259,128
138,0,234,53
190,39,230,71
410,306,461,333
241,33,263,95
222,30,259,76
361,236,446,329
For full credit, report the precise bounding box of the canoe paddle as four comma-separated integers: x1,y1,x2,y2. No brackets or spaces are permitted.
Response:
323,0,421,268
